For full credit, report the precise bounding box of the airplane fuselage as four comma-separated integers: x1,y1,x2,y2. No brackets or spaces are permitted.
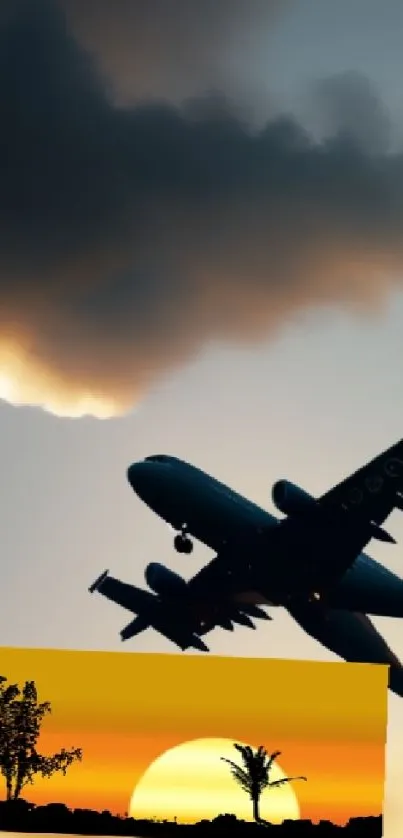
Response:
130,455,271,549
128,454,403,618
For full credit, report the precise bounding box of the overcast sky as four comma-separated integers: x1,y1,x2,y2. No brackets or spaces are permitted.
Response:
1,1,403,832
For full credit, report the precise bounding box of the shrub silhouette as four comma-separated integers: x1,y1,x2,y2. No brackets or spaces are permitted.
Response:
0,675,82,800
221,743,307,823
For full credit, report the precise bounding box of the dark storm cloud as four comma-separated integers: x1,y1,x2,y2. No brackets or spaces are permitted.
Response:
0,0,402,416
313,71,392,154
63,0,286,105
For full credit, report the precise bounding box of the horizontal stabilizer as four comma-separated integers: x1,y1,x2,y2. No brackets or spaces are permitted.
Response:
89,569,109,593
120,616,149,641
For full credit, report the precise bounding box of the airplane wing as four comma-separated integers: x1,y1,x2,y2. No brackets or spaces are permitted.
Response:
185,454,403,611
89,569,210,651
319,437,403,527
185,555,273,636
190,599,272,637
89,569,154,613
288,600,403,697
271,437,403,586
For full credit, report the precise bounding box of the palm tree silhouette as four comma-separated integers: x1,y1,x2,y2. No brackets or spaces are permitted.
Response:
221,743,307,823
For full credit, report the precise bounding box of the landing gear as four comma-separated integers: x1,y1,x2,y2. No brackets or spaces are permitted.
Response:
174,525,194,555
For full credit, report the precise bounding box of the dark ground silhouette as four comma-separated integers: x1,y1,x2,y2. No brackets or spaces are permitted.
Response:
0,800,382,837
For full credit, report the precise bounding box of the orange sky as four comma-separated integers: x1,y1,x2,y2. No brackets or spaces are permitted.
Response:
0,648,388,825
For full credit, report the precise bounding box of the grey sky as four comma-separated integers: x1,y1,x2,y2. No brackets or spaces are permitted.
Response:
0,0,403,833
262,0,403,118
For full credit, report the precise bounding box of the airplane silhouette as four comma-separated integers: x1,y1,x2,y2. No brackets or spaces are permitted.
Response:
89,439,403,696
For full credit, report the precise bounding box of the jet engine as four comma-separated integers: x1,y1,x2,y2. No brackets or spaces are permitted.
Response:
145,562,187,597
272,479,316,516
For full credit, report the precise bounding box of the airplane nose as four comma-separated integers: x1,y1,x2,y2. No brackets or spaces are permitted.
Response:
127,457,172,506
127,461,151,494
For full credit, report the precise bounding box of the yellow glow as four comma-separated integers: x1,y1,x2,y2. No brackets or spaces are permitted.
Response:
130,738,301,824
0,338,122,418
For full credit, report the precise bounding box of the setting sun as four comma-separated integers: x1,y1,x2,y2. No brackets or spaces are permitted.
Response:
129,738,301,824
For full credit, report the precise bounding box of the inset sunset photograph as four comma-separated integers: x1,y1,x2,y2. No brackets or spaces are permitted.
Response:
0,648,387,836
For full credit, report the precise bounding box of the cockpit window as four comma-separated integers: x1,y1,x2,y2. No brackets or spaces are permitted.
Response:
145,454,170,463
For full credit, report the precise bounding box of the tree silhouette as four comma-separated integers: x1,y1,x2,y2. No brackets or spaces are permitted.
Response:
0,675,82,800
221,743,307,823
